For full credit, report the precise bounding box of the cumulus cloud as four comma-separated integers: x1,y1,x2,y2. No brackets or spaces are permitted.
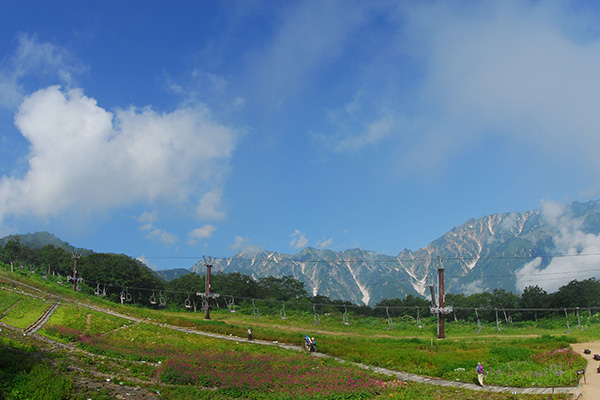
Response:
515,200,600,293
290,229,308,250
0,86,237,227
188,224,217,245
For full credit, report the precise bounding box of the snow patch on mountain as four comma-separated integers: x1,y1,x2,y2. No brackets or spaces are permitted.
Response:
346,262,370,305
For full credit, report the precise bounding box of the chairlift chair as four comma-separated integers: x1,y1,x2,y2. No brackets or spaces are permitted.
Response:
280,301,287,320
226,296,236,313
495,308,502,332
386,307,393,330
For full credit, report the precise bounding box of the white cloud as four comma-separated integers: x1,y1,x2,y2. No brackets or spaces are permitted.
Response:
230,235,251,251
188,224,217,245
317,237,333,249
329,114,396,153
229,235,264,256
138,211,157,224
145,227,179,245
196,189,226,221
246,0,368,107
136,255,159,271
516,200,600,293
395,1,600,175
0,33,84,109
290,229,308,250
0,85,237,226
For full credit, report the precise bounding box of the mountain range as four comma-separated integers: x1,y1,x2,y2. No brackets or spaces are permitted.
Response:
3,200,600,306
190,199,600,305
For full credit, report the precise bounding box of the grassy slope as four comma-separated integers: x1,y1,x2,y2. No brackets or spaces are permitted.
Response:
0,268,589,399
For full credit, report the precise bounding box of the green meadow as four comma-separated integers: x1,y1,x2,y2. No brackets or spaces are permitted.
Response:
1,269,595,399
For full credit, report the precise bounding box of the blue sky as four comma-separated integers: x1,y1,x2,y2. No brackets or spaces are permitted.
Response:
1,0,600,271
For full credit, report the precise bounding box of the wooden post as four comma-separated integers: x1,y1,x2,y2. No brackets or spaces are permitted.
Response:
72,253,81,291
438,257,446,339
204,257,213,320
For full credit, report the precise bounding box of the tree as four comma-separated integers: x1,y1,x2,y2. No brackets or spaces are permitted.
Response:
38,245,71,276
78,253,164,302
3,235,22,272
550,278,600,308
520,285,549,320
167,272,205,309
257,275,308,301
211,272,259,299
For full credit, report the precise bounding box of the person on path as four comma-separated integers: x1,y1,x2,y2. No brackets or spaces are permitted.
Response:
476,362,485,386
247,327,253,341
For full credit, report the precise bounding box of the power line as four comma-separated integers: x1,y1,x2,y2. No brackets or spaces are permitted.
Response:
142,251,600,263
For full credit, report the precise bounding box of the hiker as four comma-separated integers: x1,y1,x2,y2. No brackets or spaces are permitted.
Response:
247,327,252,341
476,362,485,386
304,335,317,352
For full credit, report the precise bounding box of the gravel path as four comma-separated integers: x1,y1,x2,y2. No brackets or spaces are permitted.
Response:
570,342,600,400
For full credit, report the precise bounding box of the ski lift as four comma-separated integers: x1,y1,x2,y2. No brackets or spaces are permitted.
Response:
159,291,166,307
150,291,157,305
416,307,423,329
343,305,349,326
313,303,320,326
280,301,287,320
502,307,511,323
564,309,570,334
576,307,584,331
386,307,393,330
226,296,236,313
475,309,482,334
495,308,502,331
252,299,260,318
185,293,192,309
94,283,101,296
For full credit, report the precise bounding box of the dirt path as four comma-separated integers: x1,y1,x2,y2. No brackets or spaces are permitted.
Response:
570,342,600,400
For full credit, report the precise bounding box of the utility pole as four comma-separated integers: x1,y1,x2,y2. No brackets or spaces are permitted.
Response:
437,257,445,339
429,256,452,339
72,253,81,291
203,256,214,320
